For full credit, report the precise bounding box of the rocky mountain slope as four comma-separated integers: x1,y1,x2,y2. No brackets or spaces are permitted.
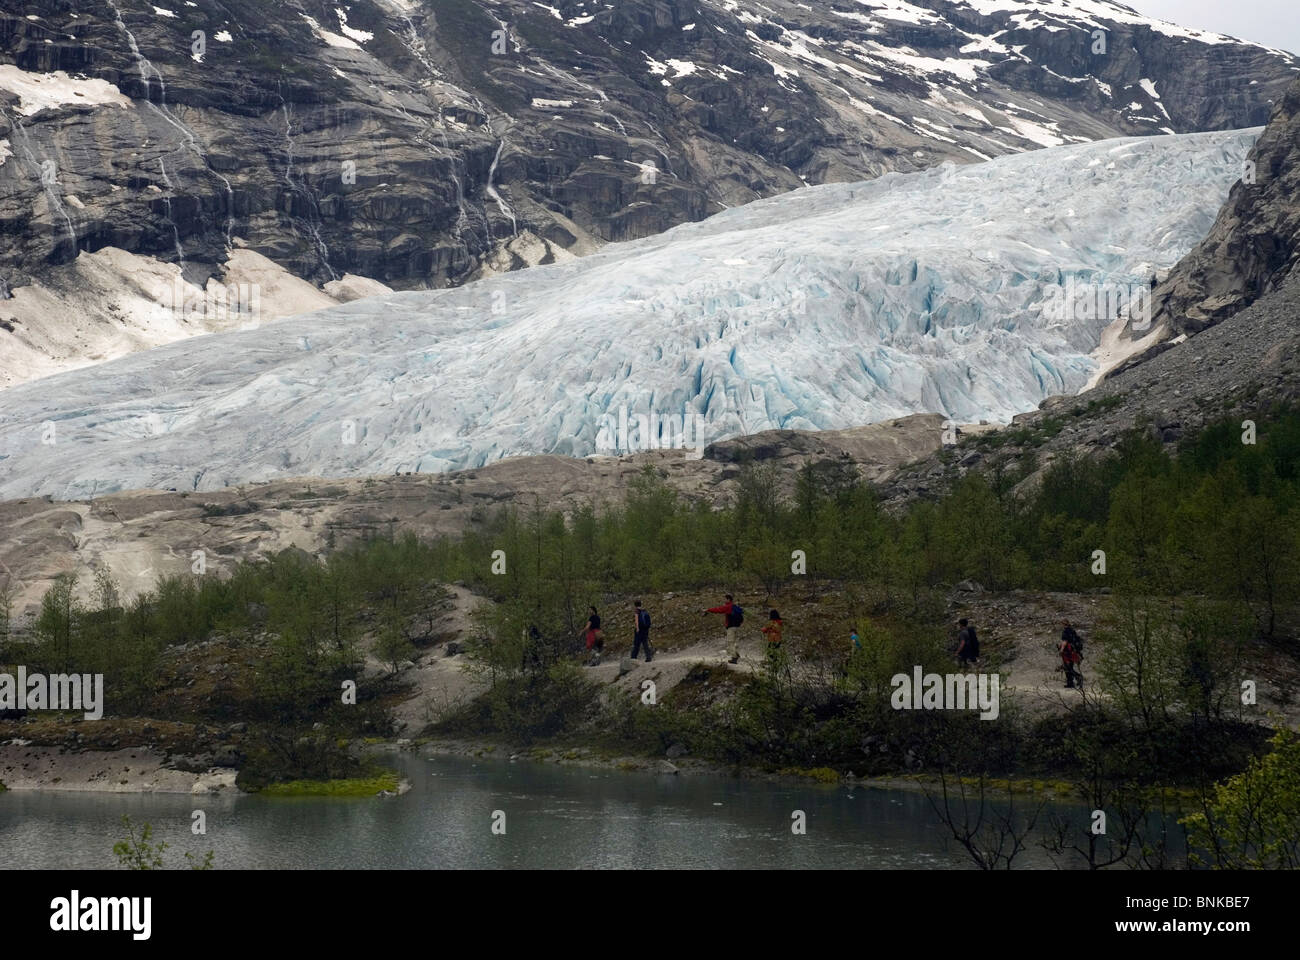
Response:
1143,73,1300,340
0,0,1294,308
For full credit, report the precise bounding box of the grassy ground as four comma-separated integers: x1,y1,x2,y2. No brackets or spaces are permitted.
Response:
256,772,401,797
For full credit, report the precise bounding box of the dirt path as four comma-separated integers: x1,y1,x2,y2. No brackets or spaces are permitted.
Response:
371,585,1299,731
360,584,491,734
586,631,766,695
371,598,774,732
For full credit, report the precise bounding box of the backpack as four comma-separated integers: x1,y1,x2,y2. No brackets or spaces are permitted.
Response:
1066,627,1083,657
732,604,744,626
638,609,651,632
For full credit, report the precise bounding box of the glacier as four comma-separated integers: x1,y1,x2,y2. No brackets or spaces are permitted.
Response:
0,128,1259,500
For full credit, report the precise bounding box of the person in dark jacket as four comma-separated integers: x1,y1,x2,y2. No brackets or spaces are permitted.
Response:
956,618,980,666
631,600,654,662
523,623,544,672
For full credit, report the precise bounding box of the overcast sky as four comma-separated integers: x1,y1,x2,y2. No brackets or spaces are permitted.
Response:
1128,1,1300,55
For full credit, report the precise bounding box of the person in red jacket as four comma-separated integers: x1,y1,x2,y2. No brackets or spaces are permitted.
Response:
582,606,604,666
1059,633,1082,689
705,594,743,664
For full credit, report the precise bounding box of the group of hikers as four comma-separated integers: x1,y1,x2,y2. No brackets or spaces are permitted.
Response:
951,615,1086,690
704,594,784,664
577,594,787,667
574,597,1088,689
579,601,656,666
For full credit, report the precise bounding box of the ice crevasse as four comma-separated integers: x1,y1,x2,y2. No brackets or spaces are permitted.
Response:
0,128,1260,499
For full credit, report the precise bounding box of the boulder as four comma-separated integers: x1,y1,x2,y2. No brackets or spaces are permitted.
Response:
212,745,244,768
169,753,214,773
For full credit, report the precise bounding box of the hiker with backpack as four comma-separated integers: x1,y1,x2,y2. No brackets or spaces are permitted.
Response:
1060,620,1084,657
956,618,979,666
582,606,604,666
1059,619,1084,689
705,594,744,664
631,600,654,662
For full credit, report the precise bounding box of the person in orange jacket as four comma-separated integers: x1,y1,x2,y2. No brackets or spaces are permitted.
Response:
761,609,783,648
762,609,784,669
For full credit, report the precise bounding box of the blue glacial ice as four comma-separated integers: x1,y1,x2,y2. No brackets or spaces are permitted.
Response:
0,128,1260,499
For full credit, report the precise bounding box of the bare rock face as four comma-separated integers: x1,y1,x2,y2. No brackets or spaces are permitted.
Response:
1147,75,1300,338
0,0,1294,301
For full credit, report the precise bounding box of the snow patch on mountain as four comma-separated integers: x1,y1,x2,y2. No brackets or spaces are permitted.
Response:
0,65,131,115
961,0,1276,50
